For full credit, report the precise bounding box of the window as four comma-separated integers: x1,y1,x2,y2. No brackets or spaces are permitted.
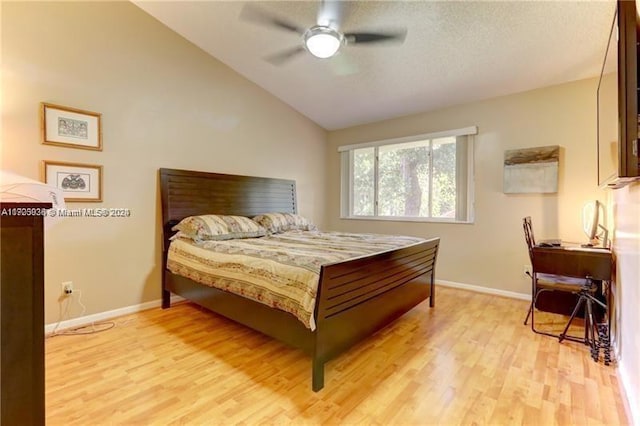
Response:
340,126,476,222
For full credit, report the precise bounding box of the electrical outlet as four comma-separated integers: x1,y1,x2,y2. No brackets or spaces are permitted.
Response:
61,281,74,296
523,265,532,277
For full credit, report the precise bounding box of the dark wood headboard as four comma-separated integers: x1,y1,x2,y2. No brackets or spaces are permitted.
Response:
159,168,297,248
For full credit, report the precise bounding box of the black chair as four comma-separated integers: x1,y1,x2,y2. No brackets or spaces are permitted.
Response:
522,217,609,363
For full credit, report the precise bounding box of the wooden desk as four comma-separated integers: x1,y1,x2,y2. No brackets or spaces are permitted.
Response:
531,245,614,363
532,246,613,281
532,245,613,316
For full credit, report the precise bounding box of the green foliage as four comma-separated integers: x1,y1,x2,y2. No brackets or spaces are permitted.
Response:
352,138,457,218
431,141,456,217
379,144,428,216
353,148,375,215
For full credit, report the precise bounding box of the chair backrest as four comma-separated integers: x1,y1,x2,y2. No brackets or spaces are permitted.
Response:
523,216,535,262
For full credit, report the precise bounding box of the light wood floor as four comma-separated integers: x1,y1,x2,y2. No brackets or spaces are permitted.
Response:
45,287,629,425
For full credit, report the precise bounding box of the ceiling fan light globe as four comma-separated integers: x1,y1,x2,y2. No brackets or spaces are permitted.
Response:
304,27,342,59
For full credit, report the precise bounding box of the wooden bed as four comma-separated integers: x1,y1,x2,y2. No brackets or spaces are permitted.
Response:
159,168,439,391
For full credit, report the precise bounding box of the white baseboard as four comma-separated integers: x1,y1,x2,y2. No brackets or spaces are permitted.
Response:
618,359,640,426
46,281,527,333
437,279,530,301
45,295,184,334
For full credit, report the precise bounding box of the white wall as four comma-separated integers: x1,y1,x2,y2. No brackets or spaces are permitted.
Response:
327,78,607,296
1,1,327,323
613,183,640,424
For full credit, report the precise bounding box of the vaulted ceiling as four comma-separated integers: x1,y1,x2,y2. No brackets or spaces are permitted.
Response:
134,1,616,130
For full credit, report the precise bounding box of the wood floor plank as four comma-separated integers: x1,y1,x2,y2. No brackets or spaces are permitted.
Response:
45,287,630,425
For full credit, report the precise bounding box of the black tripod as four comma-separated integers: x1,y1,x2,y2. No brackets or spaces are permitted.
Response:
558,277,610,364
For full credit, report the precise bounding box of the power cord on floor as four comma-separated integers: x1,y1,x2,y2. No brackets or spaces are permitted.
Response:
47,290,115,338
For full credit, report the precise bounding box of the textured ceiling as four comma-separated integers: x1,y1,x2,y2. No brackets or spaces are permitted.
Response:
134,1,616,130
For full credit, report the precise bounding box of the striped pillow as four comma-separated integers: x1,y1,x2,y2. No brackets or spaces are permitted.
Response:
172,215,266,242
252,212,317,234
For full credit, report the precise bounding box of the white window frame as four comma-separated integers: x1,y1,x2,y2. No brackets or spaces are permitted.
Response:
339,126,477,224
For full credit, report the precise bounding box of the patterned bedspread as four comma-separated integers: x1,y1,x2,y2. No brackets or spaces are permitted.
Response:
167,230,425,330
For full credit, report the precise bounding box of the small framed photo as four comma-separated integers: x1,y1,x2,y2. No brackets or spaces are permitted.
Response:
42,161,103,202
41,102,102,151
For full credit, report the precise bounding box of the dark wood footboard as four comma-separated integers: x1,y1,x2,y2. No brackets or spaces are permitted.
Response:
311,237,439,390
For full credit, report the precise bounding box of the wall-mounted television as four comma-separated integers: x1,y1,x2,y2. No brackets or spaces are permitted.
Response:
597,0,640,188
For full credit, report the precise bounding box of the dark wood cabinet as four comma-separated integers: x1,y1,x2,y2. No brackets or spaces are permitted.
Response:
1,202,49,426
616,0,640,182
597,0,640,188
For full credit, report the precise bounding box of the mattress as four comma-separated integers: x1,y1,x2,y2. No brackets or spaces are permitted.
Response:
167,230,425,330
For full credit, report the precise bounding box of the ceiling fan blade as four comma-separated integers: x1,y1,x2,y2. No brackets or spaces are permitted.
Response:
240,4,305,34
317,0,347,29
264,46,306,66
345,29,407,44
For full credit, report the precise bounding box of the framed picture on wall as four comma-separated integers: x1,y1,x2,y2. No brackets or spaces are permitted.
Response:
42,161,103,202
41,102,102,151
503,145,560,194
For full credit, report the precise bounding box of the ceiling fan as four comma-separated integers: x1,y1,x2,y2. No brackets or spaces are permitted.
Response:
241,1,407,65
